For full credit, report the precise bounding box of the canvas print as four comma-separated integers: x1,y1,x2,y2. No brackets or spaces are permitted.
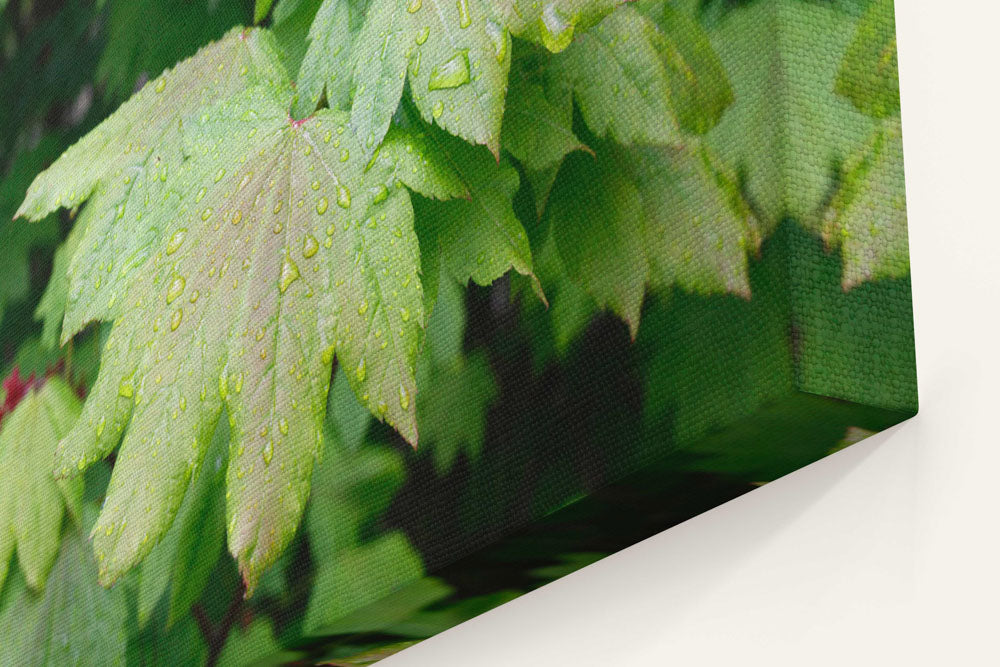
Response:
0,0,915,664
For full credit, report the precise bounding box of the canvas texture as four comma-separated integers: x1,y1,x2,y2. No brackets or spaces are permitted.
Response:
0,0,914,664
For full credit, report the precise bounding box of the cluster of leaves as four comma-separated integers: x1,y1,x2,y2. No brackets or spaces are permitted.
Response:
0,0,908,662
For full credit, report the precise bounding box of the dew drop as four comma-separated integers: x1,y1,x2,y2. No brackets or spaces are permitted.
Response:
407,0,421,12
171,308,183,330
302,234,319,258
279,254,300,293
155,77,166,93
355,358,366,383
118,378,134,398
428,50,471,90
166,275,185,304
166,228,187,254
316,196,329,215
278,418,289,435
399,384,410,410
263,439,274,464
416,26,429,45
201,207,213,221
337,186,352,209
432,100,444,118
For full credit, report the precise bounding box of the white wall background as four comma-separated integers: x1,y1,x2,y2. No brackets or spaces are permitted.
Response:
388,1,1000,664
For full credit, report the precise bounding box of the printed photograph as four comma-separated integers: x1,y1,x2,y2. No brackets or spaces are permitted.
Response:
0,0,914,664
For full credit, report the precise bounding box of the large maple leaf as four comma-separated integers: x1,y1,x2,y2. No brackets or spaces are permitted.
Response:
15,28,446,591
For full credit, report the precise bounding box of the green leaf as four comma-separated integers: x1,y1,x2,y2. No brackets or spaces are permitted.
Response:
529,231,597,358
625,141,755,297
835,0,899,118
548,152,648,337
305,532,423,633
415,278,496,474
0,377,82,593
294,0,370,118
271,0,326,77
17,28,292,340
643,2,733,135
304,398,422,633
310,576,451,636
547,139,754,335
410,125,535,288
0,512,129,666
554,6,681,146
349,0,510,158
821,118,909,288
256,0,277,23
372,125,469,201
489,0,625,53
136,420,228,628
501,56,587,171
19,30,430,592
705,0,873,226
217,618,282,667
35,221,82,350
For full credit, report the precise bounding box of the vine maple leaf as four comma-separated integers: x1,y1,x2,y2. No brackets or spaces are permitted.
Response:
547,140,756,336
347,0,513,158
488,0,626,53
15,28,448,592
0,376,82,593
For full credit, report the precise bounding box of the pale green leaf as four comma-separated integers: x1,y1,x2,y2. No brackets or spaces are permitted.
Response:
643,2,733,135
0,513,129,666
349,0,510,158
555,6,681,146
835,0,900,118
17,28,292,341
821,118,909,288
625,141,754,297
489,0,625,53
410,125,535,288
294,0,370,118
405,0,510,157
35,221,82,350
350,0,413,154
372,125,469,201
19,31,430,592
0,378,82,593
547,139,755,334
136,419,227,628
706,0,873,226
